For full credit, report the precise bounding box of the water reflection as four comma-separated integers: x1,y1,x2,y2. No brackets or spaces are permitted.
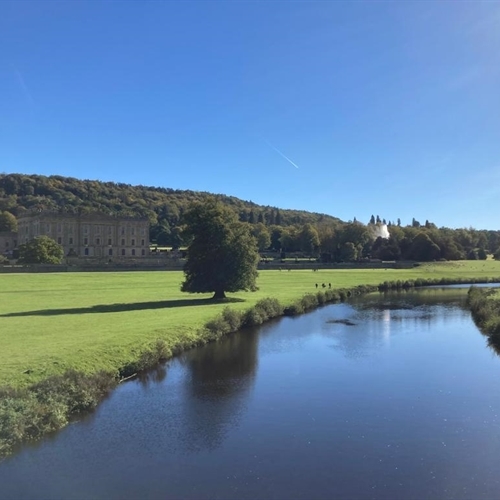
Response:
136,364,167,386
321,288,473,360
178,328,258,451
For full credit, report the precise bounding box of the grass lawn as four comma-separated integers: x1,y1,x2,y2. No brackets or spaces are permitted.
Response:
1,260,500,388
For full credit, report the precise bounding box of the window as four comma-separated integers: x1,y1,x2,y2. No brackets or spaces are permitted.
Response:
141,249,145,256
46,223,50,232
108,238,112,245
58,223,62,233
121,249,125,256
13,240,17,246
69,237,73,245
108,249,113,256
121,227,125,235
121,239,125,246
108,226,112,234
96,238,100,245
141,239,145,246
84,238,88,245
84,248,89,256
84,225,89,234
57,237,62,244
131,239,135,246
142,228,146,236
132,249,135,256
5,242,9,248
131,228,135,235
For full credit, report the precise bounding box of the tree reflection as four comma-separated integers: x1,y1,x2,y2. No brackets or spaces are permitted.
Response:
179,329,259,451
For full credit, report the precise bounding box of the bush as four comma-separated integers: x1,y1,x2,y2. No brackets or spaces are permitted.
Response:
0,370,116,458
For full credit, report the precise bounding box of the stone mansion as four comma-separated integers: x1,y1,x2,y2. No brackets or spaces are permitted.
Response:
16,211,150,258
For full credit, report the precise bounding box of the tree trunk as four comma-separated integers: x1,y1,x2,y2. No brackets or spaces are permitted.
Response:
212,289,226,300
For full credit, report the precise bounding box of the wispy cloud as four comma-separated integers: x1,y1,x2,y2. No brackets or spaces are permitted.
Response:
265,140,299,169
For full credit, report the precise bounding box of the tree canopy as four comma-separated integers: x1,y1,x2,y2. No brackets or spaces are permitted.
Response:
181,198,259,299
18,236,64,264
0,211,17,232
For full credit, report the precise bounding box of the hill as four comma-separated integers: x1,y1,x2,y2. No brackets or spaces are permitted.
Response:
0,173,341,245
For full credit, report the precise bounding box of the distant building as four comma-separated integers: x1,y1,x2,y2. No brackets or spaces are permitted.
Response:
0,231,17,258
17,212,150,258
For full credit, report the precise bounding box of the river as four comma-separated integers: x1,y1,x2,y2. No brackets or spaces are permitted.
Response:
1,287,500,499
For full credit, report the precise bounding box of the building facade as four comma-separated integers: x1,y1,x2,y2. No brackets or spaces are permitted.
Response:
0,232,18,258
17,212,150,258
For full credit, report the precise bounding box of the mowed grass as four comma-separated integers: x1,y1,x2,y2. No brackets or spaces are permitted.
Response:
1,260,500,388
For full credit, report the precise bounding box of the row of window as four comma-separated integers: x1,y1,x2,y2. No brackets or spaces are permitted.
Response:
56,237,147,246
22,224,147,236
83,248,146,256
4,241,17,248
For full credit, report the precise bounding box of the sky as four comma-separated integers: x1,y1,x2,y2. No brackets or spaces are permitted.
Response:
1,1,500,229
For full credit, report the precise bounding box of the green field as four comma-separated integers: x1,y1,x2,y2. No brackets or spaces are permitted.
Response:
2,260,500,388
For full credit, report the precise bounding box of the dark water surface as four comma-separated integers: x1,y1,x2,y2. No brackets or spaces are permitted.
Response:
2,288,500,500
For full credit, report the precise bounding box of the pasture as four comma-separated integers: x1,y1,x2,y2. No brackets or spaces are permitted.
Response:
1,260,500,388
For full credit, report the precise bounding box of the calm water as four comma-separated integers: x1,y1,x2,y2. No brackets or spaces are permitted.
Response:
2,288,500,500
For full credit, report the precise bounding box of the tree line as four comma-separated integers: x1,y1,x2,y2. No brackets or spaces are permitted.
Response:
1,173,500,261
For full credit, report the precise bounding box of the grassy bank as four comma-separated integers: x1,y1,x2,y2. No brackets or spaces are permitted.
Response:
2,261,500,389
2,261,500,456
467,287,500,344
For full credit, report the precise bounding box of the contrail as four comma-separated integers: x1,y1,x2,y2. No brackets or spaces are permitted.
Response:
13,67,35,106
265,140,299,169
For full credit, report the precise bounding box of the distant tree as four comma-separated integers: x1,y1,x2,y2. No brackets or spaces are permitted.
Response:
0,211,17,232
248,210,255,224
299,223,320,255
275,209,281,226
279,226,300,252
477,248,488,260
371,237,401,261
467,249,478,260
494,248,500,261
409,233,440,261
269,210,275,225
353,216,357,223
18,236,64,264
339,241,357,262
382,218,387,225
257,212,264,224
439,237,465,260
251,223,271,251
376,215,381,224
170,226,184,250
269,226,283,251
369,215,375,225
181,198,259,299
397,218,401,227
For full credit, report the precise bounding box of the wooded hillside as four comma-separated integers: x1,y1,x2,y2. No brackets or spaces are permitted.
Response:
0,173,339,246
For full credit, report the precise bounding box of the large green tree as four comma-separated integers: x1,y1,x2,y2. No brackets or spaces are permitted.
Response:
181,198,259,299
18,236,64,264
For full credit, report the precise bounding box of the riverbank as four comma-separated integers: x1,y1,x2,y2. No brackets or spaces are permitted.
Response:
1,261,500,457
467,287,500,347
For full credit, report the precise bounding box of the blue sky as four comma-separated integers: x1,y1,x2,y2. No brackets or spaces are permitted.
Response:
1,1,499,229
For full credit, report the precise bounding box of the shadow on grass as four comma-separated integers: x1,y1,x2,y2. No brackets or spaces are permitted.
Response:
1,297,246,317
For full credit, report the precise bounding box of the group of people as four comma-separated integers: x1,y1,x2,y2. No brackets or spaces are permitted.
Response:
315,283,331,289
